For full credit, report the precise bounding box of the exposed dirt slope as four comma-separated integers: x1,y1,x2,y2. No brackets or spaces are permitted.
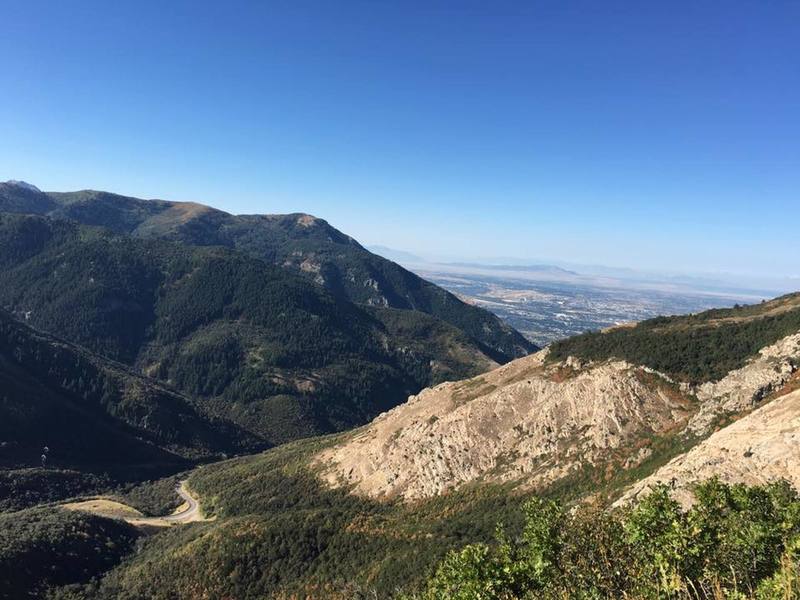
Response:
618,388,800,507
688,333,800,434
317,330,800,502
316,351,693,500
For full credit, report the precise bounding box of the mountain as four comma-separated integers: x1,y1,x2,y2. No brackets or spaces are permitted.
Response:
0,181,58,215
317,293,800,500
0,212,501,444
366,245,425,264
0,181,536,363
3,180,41,193
9,293,800,599
0,307,257,475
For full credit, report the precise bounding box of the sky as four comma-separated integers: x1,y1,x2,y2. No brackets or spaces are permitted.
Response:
1,1,798,279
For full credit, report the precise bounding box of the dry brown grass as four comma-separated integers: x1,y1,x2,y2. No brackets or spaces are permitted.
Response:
63,498,144,520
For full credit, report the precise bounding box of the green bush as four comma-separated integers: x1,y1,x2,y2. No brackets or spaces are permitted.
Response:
414,479,800,599
113,475,185,517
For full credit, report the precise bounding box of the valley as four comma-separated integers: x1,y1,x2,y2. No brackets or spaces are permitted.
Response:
5,3,798,596
1,181,800,599
410,265,762,346
3,289,795,599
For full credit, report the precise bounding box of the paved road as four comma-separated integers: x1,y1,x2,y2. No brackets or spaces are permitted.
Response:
160,481,201,523
132,480,205,526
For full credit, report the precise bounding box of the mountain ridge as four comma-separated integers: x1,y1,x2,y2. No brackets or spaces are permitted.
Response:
0,212,503,445
0,181,536,362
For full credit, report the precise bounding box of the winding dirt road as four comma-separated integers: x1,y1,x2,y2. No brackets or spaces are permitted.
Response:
64,479,207,528
137,480,204,526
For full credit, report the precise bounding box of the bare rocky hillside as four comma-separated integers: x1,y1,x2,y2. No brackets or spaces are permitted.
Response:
317,327,800,501
618,386,800,507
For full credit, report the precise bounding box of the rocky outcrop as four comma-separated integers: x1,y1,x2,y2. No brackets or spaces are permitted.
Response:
617,388,800,508
687,333,800,434
689,334,800,435
317,330,800,503
316,350,692,500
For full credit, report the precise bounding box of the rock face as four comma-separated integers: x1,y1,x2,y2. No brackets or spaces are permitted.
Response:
316,331,800,502
617,388,800,508
687,333,800,434
316,350,693,500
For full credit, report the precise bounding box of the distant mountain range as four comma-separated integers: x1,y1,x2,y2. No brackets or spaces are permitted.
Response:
366,243,797,298
441,262,579,276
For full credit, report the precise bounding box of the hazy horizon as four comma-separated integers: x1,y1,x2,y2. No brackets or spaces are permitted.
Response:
4,176,798,292
364,243,797,296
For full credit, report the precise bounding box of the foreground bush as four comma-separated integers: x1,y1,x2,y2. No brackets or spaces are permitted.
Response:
413,479,800,599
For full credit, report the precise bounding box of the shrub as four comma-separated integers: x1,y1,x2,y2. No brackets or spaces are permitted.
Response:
414,479,800,599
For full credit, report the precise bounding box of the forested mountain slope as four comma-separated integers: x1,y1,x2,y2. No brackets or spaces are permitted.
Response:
548,292,800,382
11,294,800,599
0,181,536,362
0,213,499,444
0,507,139,599
0,308,257,474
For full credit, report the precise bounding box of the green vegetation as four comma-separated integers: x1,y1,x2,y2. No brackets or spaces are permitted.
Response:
6,450,800,600
0,469,185,518
0,507,138,599
412,480,800,599
549,294,800,383
92,437,529,599
0,469,111,513
0,184,536,361
113,475,184,517
0,305,258,474
64,447,800,600
0,213,509,444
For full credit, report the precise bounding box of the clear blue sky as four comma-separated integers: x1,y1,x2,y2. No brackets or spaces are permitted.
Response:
1,1,798,278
